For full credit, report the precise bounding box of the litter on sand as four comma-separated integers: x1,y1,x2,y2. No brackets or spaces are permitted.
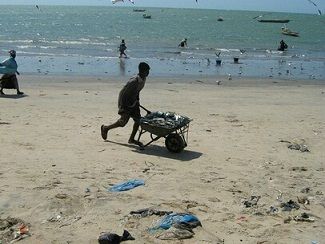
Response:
148,213,201,240
98,230,135,244
150,213,201,231
108,179,145,192
130,208,173,217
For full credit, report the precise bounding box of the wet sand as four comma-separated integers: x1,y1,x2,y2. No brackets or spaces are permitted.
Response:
0,75,325,243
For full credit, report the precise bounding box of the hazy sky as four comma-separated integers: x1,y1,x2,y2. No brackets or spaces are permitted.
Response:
0,0,324,14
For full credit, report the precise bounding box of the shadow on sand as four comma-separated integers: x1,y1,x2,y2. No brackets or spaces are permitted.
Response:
0,94,28,99
105,140,202,161
132,145,202,161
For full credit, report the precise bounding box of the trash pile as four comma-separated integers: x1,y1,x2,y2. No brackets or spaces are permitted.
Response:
140,111,191,130
0,217,30,243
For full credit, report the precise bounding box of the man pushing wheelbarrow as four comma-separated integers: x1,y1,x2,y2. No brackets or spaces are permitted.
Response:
101,62,191,152
101,62,150,147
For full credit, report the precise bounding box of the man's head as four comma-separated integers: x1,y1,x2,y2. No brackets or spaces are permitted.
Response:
9,50,16,58
138,62,150,78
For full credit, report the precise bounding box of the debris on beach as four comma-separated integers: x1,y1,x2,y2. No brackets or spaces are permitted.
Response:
108,179,145,192
149,213,201,240
280,200,300,211
290,166,308,172
98,230,135,244
279,139,310,152
243,196,261,208
294,212,315,222
266,206,279,214
0,217,30,243
297,196,310,205
288,143,310,152
156,226,194,240
130,208,173,218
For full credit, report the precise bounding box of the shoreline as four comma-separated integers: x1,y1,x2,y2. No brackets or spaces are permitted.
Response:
11,55,325,82
18,74,325,88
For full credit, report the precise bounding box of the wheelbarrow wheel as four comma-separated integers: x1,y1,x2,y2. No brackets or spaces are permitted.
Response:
165,133,185,153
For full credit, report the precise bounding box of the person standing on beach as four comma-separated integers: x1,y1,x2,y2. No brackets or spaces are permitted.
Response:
101,62,150,147
0,50,24,95
178,38,187,48
119,39,128,58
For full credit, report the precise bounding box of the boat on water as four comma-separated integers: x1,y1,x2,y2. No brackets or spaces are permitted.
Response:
143,14,151,19
281,27,299,37
258,19,290,23
133,9,146,12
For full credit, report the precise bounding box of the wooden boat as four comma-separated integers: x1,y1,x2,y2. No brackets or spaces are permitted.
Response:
143,14,151,19
258,19,290,23
133,9,146,12
281,28,299,37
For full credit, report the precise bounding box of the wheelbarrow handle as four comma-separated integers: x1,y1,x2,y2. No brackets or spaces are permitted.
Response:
140,105,151,114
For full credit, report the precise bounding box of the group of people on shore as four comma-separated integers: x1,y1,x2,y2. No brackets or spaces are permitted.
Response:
118,38,188,58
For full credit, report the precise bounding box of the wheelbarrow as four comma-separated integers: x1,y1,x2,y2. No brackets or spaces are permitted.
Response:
137,106,192,153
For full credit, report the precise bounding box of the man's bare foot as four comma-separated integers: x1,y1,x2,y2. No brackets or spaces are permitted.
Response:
101,125,108,140
128,139,144,148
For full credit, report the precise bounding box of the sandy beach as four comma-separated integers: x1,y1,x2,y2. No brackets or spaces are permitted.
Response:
0,75,325,243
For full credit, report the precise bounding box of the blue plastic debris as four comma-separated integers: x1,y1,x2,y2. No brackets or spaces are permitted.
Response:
109,179,145,192
152,213,201,230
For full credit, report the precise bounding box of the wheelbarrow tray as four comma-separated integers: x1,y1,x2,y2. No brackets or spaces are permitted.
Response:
139,121,190,137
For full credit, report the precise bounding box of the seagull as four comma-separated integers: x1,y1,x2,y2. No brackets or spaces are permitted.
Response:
307,0,322,15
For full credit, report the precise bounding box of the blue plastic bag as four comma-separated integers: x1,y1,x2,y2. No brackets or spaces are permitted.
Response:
152,213,200,230
109,179,145,192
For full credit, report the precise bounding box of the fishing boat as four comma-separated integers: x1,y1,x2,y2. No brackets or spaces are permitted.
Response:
143,14,151,19
133,9,146,12
281,27,299,37
258,19,290,23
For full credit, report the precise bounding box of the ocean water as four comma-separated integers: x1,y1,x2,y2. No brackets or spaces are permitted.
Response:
0,5,324,79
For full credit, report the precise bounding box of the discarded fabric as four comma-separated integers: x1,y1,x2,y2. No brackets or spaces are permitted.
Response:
109,179,145,192
98,230,134,244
